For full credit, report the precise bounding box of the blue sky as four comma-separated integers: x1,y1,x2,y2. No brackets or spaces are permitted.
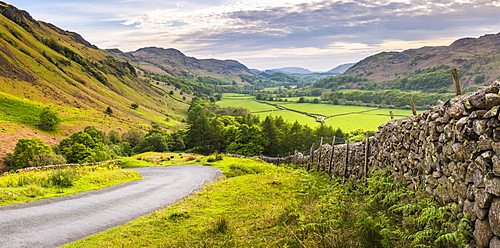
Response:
6,0,500,71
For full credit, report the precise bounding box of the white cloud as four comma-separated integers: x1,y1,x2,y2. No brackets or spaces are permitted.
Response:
8,0,500,70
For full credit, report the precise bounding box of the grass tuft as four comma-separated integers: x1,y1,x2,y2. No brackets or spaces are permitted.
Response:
0,163,142,206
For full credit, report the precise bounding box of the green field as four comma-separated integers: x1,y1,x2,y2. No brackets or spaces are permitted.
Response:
216,94,276,112
253,109,321,127
218,93,414,131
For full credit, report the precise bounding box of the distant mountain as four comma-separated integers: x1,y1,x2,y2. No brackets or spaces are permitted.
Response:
264,67,313,75
249,69,262,75
106,47,253,84
327,63,356,74
341,32,500,90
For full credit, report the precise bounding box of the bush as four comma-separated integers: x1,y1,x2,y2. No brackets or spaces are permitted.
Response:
31,153,67,167
39,107,61,131
132,133,170,154
12,137,53,169
49,170,79,188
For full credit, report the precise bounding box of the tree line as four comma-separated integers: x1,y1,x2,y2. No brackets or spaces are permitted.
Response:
6,124,186,171
184,98,344,157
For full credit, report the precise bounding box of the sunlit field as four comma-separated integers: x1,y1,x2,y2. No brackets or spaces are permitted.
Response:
218,94,414,131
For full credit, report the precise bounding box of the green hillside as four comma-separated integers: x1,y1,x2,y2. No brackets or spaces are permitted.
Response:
0,2,188,168
323,32,500,91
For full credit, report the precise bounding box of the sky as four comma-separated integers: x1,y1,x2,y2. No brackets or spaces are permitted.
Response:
5,0,500,72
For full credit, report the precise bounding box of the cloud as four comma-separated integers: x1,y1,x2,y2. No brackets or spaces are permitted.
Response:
10,0,500,70
122,0,500,52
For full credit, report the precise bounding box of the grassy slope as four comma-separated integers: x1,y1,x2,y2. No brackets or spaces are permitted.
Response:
342,32,500,87
0,5,189,167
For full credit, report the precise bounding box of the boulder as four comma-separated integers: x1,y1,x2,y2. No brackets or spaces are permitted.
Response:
489,198,500,236
475,218,494,248
491,236,500,248
475,187,494,208
486,177,500,197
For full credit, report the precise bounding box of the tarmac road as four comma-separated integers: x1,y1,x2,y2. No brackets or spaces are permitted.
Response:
0,165,223,248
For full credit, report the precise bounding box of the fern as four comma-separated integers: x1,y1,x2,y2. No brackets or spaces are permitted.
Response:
434,214,472,248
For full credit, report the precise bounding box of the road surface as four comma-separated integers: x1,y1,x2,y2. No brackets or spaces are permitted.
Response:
0,165,222,248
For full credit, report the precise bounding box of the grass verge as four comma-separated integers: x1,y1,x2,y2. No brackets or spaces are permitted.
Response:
0,162,142,206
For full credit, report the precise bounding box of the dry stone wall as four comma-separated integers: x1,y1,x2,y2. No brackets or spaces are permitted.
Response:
258,80,500,247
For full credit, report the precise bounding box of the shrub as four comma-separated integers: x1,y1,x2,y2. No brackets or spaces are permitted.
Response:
12,137,53,169
49,169,79,188
132,133,170,154
39,107,61,131
23,185,46,197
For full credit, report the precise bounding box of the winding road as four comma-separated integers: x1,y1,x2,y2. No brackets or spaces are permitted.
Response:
0,165,223,248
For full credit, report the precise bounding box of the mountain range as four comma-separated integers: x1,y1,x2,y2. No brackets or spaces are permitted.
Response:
106,47,253,85
327,63,356,74
342,33,500,89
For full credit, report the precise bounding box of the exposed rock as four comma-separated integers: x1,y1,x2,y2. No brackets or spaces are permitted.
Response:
475,188,493,208
489,198,500,236
464,199,477,222
486,94,500,109
490,236,500,248
475,219,494,248
486,177,500,196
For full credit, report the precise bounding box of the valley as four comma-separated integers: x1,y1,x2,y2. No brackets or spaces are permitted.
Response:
1,1,499,247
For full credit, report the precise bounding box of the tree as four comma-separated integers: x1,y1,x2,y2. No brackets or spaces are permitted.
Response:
105,106,113,115
39,107,61,131
58,127,113,163
261,116,280,156
59,132,96,163
132,133,170,154
12,137,54,169
108,130,122,144
131,103,139,109
226,124,268,156
215,94,222,101
63,143,94,163
122,129,146,148
84,126,106,144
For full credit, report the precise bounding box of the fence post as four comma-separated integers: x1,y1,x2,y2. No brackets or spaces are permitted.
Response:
364,133,370,180
307,144,314,171
328,136,336,177
343,140,350,183
293,150,297,165
389,111,394,120
317,137,323,171
452,68,462,96
409,98,417,116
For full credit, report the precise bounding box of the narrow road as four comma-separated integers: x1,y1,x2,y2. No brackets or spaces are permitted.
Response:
0,165,223,248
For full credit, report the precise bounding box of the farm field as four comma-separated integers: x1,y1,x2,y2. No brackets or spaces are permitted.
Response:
324,109,411,130
218,93,414,131
253,109,321,127
216,94,276,112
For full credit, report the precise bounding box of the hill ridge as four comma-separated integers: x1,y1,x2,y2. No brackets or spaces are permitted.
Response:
342,32,500,89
